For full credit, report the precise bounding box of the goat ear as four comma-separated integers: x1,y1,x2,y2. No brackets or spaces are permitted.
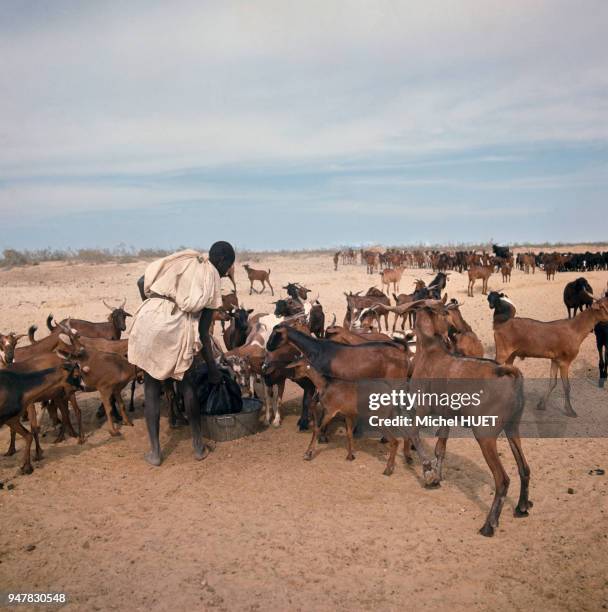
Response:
442,293,447,304
124,312,132,317
247,309,254,314
58,333,72,345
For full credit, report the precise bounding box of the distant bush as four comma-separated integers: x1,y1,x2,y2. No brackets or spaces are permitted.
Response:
1,249,29,267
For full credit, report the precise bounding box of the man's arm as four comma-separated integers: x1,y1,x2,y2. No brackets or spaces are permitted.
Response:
199,308,221,384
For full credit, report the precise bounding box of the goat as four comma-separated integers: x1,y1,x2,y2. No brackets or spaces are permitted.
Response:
225,314,306,427
243,264,274,295
0,332,26,365
487,292,517,324
492,295,608,416
380,267,404,294
563,277,593,319
402,302,531,537
284,356,413,468
47,298,131,340
273,298,304,317
467,264,493,296
223,307,254,350
64,336,141,436
344,291,390,330
333,251,340,270
391,280,426,331
283,282,310,301
308,301,325,338
500,263,512,283
1,359,83,474
595,283,608,387
545,262,557,281
266,324,411,380
445,299,484,357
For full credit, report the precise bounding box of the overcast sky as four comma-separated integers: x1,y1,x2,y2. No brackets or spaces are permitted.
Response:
1,1,607,251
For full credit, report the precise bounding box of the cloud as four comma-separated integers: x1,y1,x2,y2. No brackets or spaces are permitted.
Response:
0,1,606,246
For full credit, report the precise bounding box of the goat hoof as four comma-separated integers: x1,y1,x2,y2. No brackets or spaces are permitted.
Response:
383,466,394,476
34,451,43,461
21,464,34,475
599,379,606,388
479,524,495,537
303,451,314,461
346,453,355,461
405,456,413,465
272,421,281,429
110,430,122,437
4,449,16,457
565,410,578,418
536,401,546,411
514,507,529,518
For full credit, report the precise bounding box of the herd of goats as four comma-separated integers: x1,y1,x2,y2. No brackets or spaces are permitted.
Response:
1,245,607,537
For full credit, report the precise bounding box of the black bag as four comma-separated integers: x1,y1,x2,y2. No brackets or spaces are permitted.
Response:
191,364,243,416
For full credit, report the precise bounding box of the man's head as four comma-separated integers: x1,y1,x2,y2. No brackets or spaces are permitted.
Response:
209,241,235,277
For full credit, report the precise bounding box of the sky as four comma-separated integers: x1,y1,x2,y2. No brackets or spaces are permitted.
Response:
1,0,607,251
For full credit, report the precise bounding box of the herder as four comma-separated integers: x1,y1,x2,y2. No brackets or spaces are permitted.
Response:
128,242,235,466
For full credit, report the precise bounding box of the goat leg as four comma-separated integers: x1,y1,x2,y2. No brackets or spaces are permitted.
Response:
434,426,450,481
100,393,121,436
383,436,399,475
69,393,85,444
477,436,510,537
8,416,34,474
537,360,558,410
5,429,17,456
344,416,355,461
114,390,133,426
559,364,577,417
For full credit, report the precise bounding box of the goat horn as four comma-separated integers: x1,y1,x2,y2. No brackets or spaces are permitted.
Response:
102,299,114,311
330,313,337,326
120,297,127,309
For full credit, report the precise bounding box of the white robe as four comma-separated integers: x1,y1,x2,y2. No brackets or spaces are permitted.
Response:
128,250,222,381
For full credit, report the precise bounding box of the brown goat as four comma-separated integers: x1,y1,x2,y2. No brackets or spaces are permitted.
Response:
545,262,557,280
445,300,484,358
467,264,493,296
500,263,512,283
0,332,26,365
47,298,131,340
1,359,83,473
403,303,531,537
380,267,404,294
243,264,274,295
493,296,608,417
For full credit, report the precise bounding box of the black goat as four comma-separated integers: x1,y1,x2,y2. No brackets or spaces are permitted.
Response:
283,283,310,301
487,292,517,325
309,302,325,338
563,277,593,319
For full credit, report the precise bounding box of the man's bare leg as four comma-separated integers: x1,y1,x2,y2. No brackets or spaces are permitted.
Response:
143,372,163,466
181,371,210,461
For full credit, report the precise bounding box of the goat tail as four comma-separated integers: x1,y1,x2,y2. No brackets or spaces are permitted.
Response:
46,313,56,332
28,325,38,344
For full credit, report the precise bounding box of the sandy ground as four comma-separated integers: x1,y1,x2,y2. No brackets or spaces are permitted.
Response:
0,250,607,612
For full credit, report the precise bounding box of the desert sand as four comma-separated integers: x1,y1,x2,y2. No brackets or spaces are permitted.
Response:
0,249,607,611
